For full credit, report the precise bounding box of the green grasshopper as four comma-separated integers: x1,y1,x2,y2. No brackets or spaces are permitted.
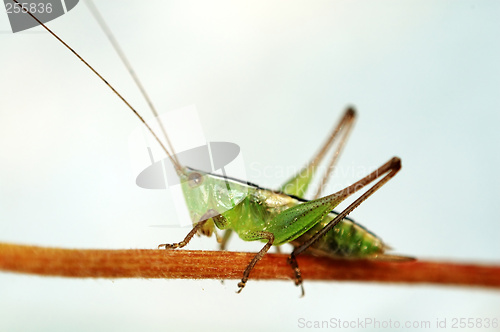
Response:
158,108,403,295
13,0,407,296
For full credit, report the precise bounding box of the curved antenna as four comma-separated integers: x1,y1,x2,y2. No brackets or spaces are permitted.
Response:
10,0,184,174
84,0,181,169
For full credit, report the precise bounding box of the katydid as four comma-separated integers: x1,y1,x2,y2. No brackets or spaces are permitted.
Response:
13,0,409,296
157,108,404,295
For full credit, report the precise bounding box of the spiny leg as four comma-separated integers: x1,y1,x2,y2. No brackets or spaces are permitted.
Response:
158,220,207,250
158,209,220,249
280,108,356,198
237,232,274,293
288,157,402,289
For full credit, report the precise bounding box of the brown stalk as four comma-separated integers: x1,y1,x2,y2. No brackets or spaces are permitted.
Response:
1,242,500,289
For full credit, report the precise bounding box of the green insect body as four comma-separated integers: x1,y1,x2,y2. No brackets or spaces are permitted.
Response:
292,216,387,258
164,108,404,295
180,168,386,256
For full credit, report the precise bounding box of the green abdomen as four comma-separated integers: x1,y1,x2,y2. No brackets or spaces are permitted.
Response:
292,213,387,258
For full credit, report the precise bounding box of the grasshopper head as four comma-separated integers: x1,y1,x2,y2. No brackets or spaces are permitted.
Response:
179,167,248,225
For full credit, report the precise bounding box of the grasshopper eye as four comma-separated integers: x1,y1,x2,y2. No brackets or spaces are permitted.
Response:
188,172,203,188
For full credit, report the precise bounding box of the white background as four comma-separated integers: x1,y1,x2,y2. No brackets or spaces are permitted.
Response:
1,1,499,331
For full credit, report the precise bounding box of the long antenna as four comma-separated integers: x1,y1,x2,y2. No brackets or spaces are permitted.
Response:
84,0,181,168
10,0,183,173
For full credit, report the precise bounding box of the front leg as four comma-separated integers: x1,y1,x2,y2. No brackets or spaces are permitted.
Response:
158,209,221,249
